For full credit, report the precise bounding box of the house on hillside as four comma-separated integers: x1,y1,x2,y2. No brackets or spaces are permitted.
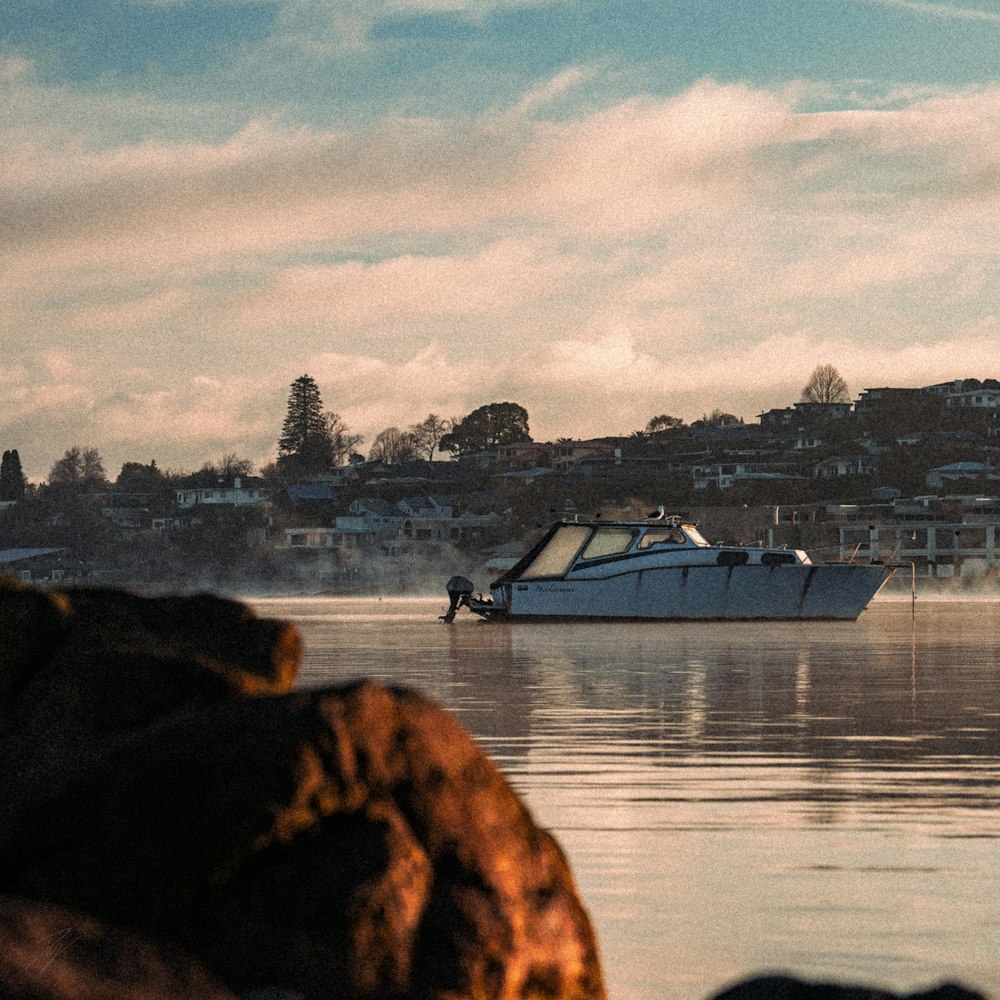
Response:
759,402,853,429
691,461,802,490
924,378,1000,409
925,462,996,489
490,439,617,471
397,495,453,518
281,496,504,555
284,483,338,505
101,506,151,537
854,387,929,417
812,455,875,479
0,547,70,583
175,476,268,509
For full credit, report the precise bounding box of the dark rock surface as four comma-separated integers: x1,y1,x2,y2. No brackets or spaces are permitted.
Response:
0,578,605,1000
710,974,990,1000
0,577,301,810
0,896,238,1000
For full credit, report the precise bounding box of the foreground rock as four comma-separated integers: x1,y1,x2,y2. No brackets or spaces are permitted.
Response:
0,896,239,1000
0,578,605,1000
0,578,989,1000
711,975,989,1000
0,577,302,810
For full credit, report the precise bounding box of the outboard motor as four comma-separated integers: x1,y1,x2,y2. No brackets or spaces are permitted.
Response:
440,575,475,622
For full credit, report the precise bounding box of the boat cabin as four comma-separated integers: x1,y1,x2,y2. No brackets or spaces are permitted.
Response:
494,520,710,586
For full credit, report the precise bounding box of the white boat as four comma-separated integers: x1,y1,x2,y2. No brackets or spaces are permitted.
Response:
448,516,895,622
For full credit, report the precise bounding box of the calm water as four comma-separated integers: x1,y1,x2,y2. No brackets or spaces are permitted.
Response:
251,595,1000,1000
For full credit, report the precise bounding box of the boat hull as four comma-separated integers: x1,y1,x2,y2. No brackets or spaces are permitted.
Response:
489,562,894,621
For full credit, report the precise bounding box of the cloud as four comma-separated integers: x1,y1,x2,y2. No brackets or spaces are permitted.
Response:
867,0,1000,23
2,76,999,476
509,66,591,118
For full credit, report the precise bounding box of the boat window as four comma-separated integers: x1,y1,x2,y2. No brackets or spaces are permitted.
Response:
638,528,686,548
519,524,592,579
580,527,638,560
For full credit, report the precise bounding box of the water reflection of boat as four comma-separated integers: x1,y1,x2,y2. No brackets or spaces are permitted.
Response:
447,516,895,622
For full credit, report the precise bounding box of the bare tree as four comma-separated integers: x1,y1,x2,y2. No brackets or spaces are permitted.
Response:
217,453,255,477
409,414,450,460
369,427,420,465
801,364,850,404
325,412,364,466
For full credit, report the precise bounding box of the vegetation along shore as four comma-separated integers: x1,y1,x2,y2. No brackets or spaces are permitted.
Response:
4,367,1000,596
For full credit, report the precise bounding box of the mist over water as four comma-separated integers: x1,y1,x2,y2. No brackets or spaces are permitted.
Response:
252,595,1000,1000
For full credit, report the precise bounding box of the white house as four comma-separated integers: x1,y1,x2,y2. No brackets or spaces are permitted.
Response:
175,477,266,509
813,455,875,478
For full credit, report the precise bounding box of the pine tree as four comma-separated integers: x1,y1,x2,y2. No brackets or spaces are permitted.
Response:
277,375,334,475
0,449,27,500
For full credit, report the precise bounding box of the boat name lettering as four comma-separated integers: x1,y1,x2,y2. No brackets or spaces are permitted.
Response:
536,584,576,593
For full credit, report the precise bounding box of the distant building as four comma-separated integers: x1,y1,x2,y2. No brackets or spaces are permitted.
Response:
839,519,1000,580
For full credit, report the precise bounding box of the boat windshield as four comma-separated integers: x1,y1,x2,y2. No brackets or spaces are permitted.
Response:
638,527,686,548
580,527,638,560
682,525,710,546
519,524,591,579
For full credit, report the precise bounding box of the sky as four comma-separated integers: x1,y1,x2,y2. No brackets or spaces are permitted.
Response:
2,0,998,481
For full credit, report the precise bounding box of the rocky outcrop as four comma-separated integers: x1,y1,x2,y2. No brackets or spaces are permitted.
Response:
0,577,605,1000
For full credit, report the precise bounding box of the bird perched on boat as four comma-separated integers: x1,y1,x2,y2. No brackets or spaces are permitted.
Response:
646,505,666,520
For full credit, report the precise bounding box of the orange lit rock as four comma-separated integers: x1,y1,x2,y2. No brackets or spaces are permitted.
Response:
0,580,604,1000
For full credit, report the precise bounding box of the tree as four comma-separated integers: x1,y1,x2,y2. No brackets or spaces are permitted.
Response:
645,414,684,434
48,446,108,491
115,460,165,489
409,414,450,460
439,403,531,456
801,364,850,404
217,453,255,478
325,412,364,467
0,449,27,501
277,374,335,476
369,427,420,465
191,455,256,485
695,410,741,427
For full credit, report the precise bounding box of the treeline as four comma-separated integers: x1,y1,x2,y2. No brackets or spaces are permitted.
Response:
1,364,853,494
